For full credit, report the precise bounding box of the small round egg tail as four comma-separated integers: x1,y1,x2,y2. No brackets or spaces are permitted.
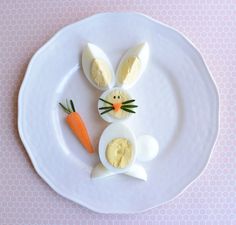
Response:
82,43,115,90
116,42,149,89
136,135,159,162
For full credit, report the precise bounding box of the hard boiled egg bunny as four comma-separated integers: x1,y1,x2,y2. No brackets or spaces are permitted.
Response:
82,42,159,181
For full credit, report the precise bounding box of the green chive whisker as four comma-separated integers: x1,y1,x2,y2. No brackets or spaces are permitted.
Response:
121,107,136,113
100,108,113,115
121,105,138,108
99,98,113,105
99,106,114,110
122,99,135,104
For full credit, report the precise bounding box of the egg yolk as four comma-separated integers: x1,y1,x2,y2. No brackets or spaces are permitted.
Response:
91,58,112,88
117,56,141,85
106,138,132,169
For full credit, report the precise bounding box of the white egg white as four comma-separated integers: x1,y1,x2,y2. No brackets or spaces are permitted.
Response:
116,42,150,89
136,135,159,162
98,87,134,123
125,164,147,181
91,163,147,181
91,163,115,179
82,43,115,90
98,123,137,173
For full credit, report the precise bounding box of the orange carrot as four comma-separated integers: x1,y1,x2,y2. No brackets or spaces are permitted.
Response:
59,99,94,154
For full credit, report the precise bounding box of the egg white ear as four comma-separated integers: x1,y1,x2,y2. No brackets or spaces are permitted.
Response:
82,43,115,91
116,42,149,89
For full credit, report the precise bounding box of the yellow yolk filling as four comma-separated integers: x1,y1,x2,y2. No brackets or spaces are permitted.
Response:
106,138,132,169
117,56,141,85
91,58,112,88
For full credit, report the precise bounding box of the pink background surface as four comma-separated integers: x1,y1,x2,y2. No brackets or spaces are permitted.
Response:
0,0,235,224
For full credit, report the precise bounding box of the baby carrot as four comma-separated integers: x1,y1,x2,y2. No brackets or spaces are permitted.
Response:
59,99,94,154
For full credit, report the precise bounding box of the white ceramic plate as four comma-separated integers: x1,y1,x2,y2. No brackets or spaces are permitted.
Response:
18,12,219,213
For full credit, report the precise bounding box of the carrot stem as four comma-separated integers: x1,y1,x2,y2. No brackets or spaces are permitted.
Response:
66,99,72,113
59,103,70,114
70,99,76,112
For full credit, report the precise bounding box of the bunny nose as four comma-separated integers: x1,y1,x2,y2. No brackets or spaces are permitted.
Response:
113,103,122,112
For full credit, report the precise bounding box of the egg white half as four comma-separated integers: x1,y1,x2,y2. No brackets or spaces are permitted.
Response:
98,87,135,123
125,164,147,181
82,43,115,90
116,42,149,89
91,163,115,179
98,123,137,173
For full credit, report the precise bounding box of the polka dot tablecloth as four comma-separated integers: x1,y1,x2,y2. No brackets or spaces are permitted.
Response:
0,0,235,224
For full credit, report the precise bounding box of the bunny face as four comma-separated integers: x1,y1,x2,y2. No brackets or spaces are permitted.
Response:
82,42,149,123
98,88,135,123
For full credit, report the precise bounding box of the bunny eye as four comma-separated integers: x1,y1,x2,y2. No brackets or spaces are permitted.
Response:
118,96,120,99
113,96,116,99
